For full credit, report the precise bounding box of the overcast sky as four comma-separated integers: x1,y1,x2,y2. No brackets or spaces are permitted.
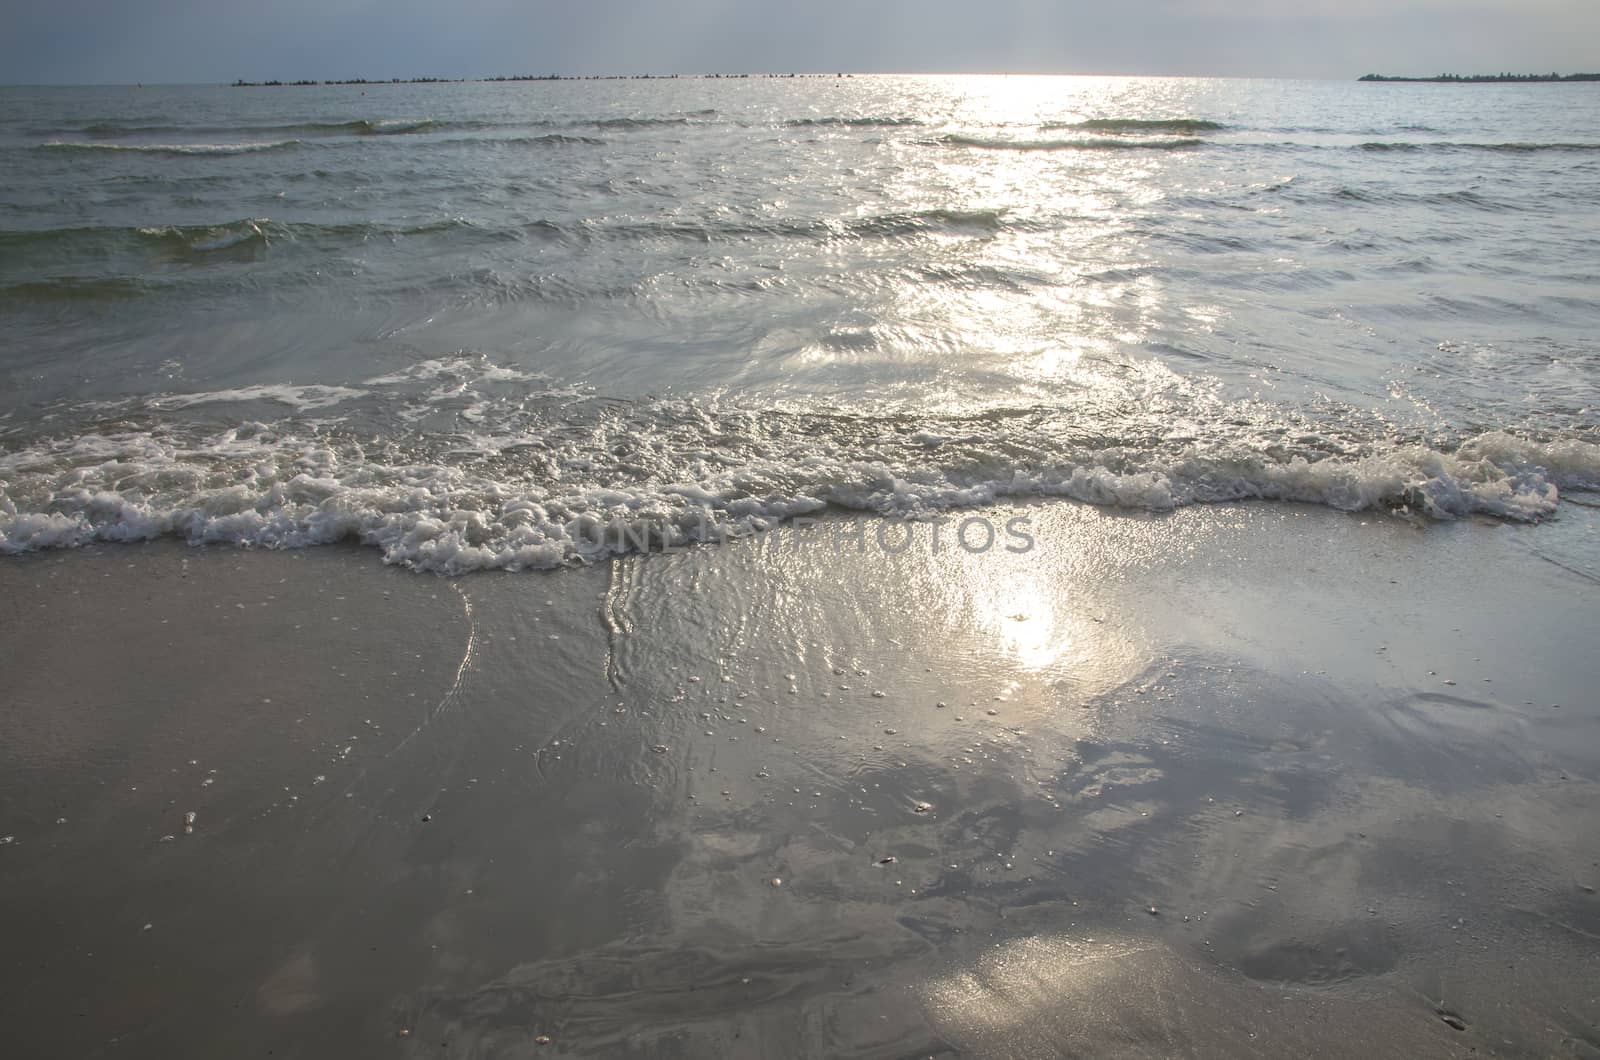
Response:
3,0,1597,84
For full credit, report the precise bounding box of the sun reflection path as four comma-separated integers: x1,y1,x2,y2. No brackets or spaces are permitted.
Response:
831,77,1213,411
912,507,1154,701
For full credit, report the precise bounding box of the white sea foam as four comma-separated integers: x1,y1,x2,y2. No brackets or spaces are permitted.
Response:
3,407,1596,573
148,385,365,412
363,355,541,386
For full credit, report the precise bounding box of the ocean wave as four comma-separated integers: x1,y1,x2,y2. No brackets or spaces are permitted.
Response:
1042,118,1227,134
147,384,366,412
3,211,880,266
75,122,189,137
501,133,608,146
1358,141,1600,153
783,116,924,128
1323,186,1524,214
3,387,1595,573
587,207,1022,245
588,116,692,129
51,116,699,147
429,132,609,148
0,276,158,303
362,355,543,386
842,208,1017,236
0,216,535,264
931,134,1206,152
139,218,275,252
911,262,1054,290
1427,189,1524,211
70,117,491,138
327,118,444,135
38,139,302,156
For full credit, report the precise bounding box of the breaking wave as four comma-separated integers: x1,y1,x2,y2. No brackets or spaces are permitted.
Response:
3,371,1595,573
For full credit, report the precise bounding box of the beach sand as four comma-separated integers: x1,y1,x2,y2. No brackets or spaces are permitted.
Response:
2,501,1598,1057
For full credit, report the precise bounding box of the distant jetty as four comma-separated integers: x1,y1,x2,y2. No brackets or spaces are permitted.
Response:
231,73,852,87
1359,72,1600,83
232,77,462,87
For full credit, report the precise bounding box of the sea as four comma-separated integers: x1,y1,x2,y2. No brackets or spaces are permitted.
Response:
2,75,1598,572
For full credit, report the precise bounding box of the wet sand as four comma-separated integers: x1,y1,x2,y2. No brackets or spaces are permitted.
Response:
2,501,1598,1058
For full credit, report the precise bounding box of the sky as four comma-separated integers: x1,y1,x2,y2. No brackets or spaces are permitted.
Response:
2,0,1597,84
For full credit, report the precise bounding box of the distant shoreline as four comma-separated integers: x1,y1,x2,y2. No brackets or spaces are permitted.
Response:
208,72,1600,89
230,73,852,87
1359,72,1600,83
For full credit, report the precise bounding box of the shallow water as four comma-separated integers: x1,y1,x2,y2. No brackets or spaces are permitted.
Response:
3,76,1599,568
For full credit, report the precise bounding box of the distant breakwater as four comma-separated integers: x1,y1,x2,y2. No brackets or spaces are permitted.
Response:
1360,72,1600,83
231,73,853,87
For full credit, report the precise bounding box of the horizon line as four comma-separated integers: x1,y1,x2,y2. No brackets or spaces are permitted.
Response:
0,71,1408,89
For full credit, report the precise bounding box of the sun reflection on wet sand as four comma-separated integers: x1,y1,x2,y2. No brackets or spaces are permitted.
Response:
910,508,1157,702
917,932,1460,1059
